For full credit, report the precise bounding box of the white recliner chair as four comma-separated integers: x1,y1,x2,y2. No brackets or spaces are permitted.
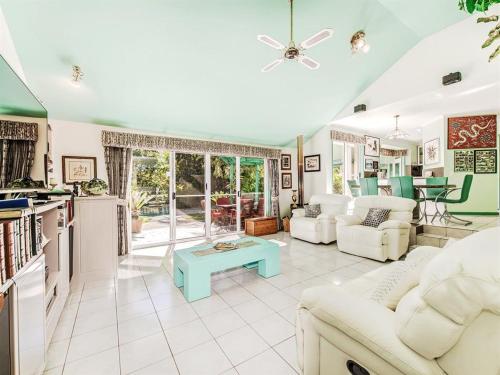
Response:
297,227,500,375
290,194,351,244
336,196,416,261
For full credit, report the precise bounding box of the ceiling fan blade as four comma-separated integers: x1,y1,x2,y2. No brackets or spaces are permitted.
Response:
261,58,284,73
299,28,334,49
298,55,320,70
257,34,285,50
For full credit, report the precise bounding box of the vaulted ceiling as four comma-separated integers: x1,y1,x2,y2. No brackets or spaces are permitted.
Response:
0,0,466,146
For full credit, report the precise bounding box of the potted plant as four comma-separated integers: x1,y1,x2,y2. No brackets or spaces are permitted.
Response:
131,191,152,233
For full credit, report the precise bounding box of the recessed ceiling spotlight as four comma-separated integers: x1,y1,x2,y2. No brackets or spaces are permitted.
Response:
351,30,370,54
71,65,84,87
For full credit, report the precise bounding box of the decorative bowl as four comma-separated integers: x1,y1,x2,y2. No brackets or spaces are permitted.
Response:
81,178,108,195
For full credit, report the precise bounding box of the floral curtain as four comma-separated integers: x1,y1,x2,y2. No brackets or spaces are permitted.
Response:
330,130,365,144
104,146,132,256
266,158,281,229
102,130,281,159
0,121,38,141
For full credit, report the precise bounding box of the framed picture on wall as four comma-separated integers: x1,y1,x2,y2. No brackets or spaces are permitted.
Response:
372,160,379,170
424,138,440,165
304,154,321,172
62,156,97,184
365,135,380,157
474,149,497,174
281,154,291,170
454,150,474,172
364,158,374,171
447,115,497,149
281,173,292,189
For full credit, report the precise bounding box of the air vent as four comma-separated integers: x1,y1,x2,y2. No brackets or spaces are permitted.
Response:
442,72,462,86
354,104,367,113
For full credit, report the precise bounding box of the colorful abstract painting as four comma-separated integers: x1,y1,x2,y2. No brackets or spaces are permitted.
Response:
448,115,497,149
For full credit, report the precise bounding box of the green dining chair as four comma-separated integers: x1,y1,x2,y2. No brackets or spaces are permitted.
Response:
425,177,448,200
433,174,473,226
347,180,361,197
390,176,427,222
359,177,378,196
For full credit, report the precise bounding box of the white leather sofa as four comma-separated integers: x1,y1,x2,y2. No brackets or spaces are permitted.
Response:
290,194,351,244
296,227,500,375
336,196,416,261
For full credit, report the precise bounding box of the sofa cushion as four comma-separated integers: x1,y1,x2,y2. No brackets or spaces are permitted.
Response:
338,224,385,245
369,246,440,310
353,196,415,223
305,204,321,218
395,227,500,359
310,194,350,216
361,208,391,228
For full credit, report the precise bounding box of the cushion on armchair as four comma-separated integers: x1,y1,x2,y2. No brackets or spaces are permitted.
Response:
305,204,321,218
361,208,391,228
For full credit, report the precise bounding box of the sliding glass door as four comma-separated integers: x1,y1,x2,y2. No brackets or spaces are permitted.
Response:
174,152,206,240
131,150,268,248
131,150,171,248
210,156,238,235
240,158,265,229
332,141,361,196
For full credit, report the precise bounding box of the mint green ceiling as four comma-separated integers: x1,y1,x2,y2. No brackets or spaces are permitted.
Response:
0,55,46,118
0,0,465,146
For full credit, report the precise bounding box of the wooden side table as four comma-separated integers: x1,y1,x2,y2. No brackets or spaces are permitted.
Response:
245,217,278,236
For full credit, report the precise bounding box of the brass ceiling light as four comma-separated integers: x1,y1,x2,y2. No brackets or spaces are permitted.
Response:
350,30,370,54
71,65,84,86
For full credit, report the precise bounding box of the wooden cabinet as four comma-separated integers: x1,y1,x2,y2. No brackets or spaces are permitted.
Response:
245,217,278,236
74,197,118,277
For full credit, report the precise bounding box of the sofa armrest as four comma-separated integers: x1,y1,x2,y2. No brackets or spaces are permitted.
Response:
377,220,411,231
299,286,444,375
336,214,362,226
292,208,305,217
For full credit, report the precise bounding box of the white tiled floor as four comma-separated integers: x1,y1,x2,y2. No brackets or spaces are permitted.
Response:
44,218,499,374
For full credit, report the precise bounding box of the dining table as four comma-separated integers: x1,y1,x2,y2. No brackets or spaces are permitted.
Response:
351,183,457,223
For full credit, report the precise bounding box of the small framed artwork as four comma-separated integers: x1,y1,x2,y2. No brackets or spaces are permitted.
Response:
281,173,292,189
304,154,321,172
281,154,292,170
454,150,474,172
364,158,374,171
474,149,497,174
62,156,97,184
424,138,440,165
365,135,380,157
372,160,379,170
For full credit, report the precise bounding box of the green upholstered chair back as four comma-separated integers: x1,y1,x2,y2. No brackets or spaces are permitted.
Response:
459,174,473,202
390,176,415,199
347,180,361,197
360,177,378,196
426,177,448,199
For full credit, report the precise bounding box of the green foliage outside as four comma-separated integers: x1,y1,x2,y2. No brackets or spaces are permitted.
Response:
332,166,344,194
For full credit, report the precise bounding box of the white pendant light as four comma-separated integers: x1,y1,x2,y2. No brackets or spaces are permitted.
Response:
387,115,409,140
71,65,84,87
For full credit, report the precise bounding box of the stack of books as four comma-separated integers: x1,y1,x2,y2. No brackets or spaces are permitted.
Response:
0,199,40,287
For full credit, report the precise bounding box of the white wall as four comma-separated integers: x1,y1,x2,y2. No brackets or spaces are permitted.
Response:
422,117,445,169
303,126,333,202
0,6,25,82
278,147,297,219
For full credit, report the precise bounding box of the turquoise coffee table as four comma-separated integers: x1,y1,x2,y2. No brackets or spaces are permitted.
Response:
173,236,280,302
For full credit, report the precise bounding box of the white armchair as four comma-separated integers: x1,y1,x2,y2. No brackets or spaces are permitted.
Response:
297,227,500,375
290,194,351,244
336,196,416,261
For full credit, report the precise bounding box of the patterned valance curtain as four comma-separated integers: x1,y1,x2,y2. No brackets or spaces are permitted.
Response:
0,121,38,188
380,148,407,157
330,130,365,144
266,159,281,229
102,130,281,159
0,120,38,141
104,146,132,256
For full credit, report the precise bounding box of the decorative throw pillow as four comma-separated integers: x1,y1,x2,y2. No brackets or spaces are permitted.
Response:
305,204,321,218
361,208,391,228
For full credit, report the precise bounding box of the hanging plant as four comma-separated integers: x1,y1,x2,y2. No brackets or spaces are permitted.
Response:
458,0,500,61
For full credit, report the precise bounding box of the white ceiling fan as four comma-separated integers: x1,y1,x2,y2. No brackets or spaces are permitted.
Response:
257,0,334,72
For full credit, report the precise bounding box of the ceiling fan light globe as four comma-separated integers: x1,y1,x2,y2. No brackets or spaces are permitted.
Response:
362,43,371,53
